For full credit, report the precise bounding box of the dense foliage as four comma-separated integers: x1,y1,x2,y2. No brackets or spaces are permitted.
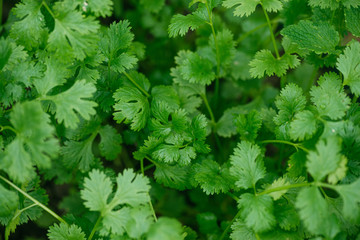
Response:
1,0,360,239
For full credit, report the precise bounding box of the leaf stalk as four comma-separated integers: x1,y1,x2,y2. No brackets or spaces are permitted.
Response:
0,175,67,224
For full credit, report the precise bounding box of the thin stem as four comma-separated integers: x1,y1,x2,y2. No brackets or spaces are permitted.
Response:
261,4,280,59
143,163,155,172
88,215,102,240
0,126,17,133
259,139,309,153
123,72,151,98
0,175,67,224
145,156,158,166
205,0,221,101
226,192,239,201
219,210,242,240
201,94,216,125
42,1,56,19
257,182,312,196
237,19,280,44
352,95,358,104
12,203,37,220
148,195,158,222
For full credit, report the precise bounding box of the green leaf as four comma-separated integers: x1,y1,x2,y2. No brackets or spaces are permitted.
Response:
308,0,360,9
87,0,113,17
336,41,360,95
310,72,351,120
235,110,262,142
81,169,150,212
345,7,360,37
223,0,285,17
290,110,317,141
342,0,360,8
149,101,188,138
308,0,339,10
113,86,150,131
189,114,210,153
177,51,216,85
193,159,235,195
238,193,276,232
152,86,180,111
262,0,286,12
98,125,122,160
274,83,307,139
48,223,86,240
48,7,99,60
210,29,236,68
0,38,12,70
306,137,343,181
265,178,290,200
281,20,339,54
230,219,256,240
0,184,18,217
274,201,300,231
125,206,154,239
48,80,98,129
81,169,113,212
61,138,95,172
10,0,47,50
33,57,71,96
99,21,137,74
296,186,340,238
230,141,266,189
334,179,360,220
153,144,196,166
328,156,348,184
147,217,184,240
249,50,300,78
168,13,205,37
223,0,260,17
0,102,59,183
81,169,151,235
154,163,193,190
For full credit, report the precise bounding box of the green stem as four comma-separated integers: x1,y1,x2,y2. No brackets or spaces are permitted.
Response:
145,156,158,166
12,203,37,220
352,95,358,104
205,0,221,101
261,4,280,59
226,192,239,201
257,182,312,196
88,215,102,240
0,126,17,133
123,72,151,98
42,1,56,19
259,139,309,153
237,19,280,44
0,175,67,224
148,195,158,222
219,210,242,240
201,94,216,125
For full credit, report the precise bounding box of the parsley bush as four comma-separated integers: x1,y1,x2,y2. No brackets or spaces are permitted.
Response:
0,0,360,239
